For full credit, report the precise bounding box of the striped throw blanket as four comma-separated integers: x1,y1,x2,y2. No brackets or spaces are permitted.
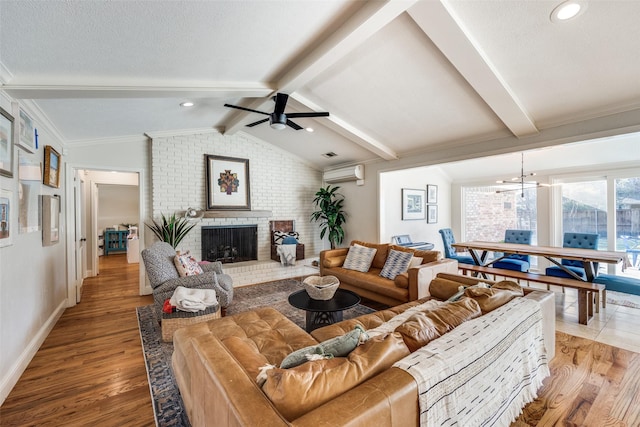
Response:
393,297,549,427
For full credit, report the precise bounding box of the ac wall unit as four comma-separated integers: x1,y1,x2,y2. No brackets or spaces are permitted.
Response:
323,164,364,185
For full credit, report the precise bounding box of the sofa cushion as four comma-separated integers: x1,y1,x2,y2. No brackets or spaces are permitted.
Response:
262,333,410,421
342,245,377,272
351,240,389,269
379,249,414,280
221,336,270,381
280,326,368,369
394,299,482,352
394,272,409,289
390,245,440,264
464,280,523,314
428,277,470,300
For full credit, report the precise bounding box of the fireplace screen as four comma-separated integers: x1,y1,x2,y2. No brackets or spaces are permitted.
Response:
201,225,257,263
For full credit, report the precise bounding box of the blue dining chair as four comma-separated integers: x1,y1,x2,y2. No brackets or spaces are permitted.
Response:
492,229,533,272
438,228,476,265
545,232,599,280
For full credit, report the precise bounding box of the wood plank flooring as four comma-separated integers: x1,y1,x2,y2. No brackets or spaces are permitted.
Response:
2,255,640,426
0,254,155,427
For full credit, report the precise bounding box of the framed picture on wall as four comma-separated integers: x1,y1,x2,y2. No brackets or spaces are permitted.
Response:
205,154,251,210
427,204,438,224
43,145,61,188
402,188,426,220
17,108,37,153
427,184,438,204
0,106,15,178
0,189,13,247
42,195,60,246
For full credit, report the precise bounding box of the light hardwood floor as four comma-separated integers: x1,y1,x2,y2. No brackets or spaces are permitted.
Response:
0,254,155,426
2,256,639,426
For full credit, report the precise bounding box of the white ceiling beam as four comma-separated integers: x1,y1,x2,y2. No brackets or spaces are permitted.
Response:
223,0,417,158
1,83,273,99
407,1,539,138
291,92,398,160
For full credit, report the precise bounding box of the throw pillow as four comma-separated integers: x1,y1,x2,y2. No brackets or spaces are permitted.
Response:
273,230,299,244
280,325,368,369
173,251,203,277
342,245,377,273
282,236,298,245
379,249,414,279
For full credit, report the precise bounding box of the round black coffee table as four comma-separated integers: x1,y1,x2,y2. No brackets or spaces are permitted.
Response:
288,289,361,332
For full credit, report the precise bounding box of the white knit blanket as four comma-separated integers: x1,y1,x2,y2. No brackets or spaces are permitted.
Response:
393,297,549,427
169,286,217,312
277,244,296,266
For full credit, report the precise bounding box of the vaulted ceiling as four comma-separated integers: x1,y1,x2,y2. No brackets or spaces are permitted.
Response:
2,0,640,171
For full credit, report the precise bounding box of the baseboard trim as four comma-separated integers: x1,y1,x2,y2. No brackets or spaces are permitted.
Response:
0,300,66,405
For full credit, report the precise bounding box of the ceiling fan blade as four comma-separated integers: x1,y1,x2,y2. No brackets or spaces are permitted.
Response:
286,119,303,130
274,93,289,115
224,104,269,115
286,112,330,118
246,118,270,127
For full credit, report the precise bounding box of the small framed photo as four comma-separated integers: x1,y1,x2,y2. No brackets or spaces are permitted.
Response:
402,188,426,220
42,194,60,246
0,106,15,178
427,184,438,204
43,145,61,188
205,154,251,210
427,204,438,224
0,189,13,247
17,109,36,153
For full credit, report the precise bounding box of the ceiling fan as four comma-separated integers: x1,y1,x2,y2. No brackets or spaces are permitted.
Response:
224,93,329,131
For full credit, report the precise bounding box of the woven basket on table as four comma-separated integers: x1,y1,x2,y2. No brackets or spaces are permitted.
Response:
302,275,340,300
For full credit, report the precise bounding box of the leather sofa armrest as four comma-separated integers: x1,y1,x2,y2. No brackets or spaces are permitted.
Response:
407,259,459,300
320,248,349,275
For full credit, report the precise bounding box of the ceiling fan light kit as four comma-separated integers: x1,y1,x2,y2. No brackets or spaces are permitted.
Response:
224,92,329,131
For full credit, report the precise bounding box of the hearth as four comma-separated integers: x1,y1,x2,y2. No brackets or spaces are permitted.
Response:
201,225,257,263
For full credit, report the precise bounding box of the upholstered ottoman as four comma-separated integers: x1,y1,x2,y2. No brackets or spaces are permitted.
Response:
161,305,221,342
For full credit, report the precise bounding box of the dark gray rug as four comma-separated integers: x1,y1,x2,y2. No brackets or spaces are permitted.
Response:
137,278,376,427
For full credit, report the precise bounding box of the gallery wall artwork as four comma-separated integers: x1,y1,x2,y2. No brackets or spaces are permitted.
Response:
205,154,251,210
402,188,426,220
0,106,15,178
0,189,13,247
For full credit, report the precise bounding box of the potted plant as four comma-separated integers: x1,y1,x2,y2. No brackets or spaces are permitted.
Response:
146,212,196,248
311,185,347,249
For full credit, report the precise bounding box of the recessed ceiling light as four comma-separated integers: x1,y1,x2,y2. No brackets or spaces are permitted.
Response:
322,152,338,158
550,1,586,23
305,127,314,133
180,101,194,107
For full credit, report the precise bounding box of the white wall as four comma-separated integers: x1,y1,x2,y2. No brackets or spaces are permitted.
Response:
97,184,139,231
379,166,451,253
150,131,323,260
0,95,67,404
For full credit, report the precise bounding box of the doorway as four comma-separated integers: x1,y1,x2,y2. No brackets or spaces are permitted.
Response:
65,167,145,307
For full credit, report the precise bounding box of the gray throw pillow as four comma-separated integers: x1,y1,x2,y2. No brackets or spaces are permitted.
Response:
342,246,377,272
379,249,414,279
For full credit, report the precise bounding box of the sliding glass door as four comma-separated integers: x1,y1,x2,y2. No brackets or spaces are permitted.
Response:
615,177,640,278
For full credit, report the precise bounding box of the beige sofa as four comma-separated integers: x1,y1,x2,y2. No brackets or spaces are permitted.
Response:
319,240,458,306
172,272,556,427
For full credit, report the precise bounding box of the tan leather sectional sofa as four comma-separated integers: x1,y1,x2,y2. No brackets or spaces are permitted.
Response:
172,272,556,427
319,240,459,306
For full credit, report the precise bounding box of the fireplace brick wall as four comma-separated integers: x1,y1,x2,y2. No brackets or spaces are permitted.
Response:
150,131,323,261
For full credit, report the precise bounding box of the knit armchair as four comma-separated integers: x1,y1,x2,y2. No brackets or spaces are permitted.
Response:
141,242,234,319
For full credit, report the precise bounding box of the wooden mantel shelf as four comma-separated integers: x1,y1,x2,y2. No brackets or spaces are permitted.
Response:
202,210,272,218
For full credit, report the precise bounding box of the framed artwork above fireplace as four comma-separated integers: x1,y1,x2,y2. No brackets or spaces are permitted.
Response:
205,154,251,210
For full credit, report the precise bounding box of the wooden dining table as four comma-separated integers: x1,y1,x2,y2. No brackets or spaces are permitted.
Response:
451,241,625,282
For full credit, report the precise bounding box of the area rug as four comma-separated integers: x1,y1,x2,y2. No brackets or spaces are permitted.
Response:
606,291,640,309
137,278,376,427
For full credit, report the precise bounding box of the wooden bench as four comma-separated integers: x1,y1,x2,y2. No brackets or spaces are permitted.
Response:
458,264,605,325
